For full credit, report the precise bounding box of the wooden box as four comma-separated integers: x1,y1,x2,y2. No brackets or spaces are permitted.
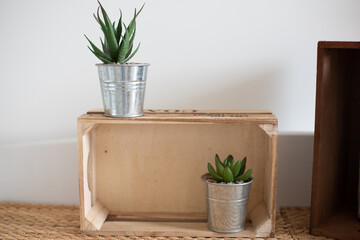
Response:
311,42,360,239
77,110,278,237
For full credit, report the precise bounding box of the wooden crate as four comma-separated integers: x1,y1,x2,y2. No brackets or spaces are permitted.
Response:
311,42,360,239
77,110,278,237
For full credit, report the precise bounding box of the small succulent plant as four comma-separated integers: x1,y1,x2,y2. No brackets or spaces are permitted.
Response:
207,154,252,183
85,1,144,64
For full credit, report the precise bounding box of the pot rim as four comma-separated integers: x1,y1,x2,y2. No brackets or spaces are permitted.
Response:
96,63,150,67
201,173,253,186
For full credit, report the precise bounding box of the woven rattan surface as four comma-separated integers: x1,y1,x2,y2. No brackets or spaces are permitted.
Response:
0,202,332,240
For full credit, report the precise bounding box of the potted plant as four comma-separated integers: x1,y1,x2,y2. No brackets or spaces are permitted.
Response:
202,154,253,233
85,1,149,118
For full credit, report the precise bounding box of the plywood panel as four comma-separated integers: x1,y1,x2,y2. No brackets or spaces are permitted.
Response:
95,123,265,214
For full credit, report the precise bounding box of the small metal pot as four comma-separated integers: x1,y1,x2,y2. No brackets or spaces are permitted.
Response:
96,63,150,118
202,174,253,233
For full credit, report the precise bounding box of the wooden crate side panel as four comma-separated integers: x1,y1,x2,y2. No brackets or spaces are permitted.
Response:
311,48,349,228
95,122,266,214
78,122,109,230
259,123,278,234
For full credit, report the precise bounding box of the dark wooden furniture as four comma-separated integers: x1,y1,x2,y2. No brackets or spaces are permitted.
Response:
311,41,360,239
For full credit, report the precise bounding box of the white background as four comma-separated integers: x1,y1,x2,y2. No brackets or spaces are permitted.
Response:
1,0,359,206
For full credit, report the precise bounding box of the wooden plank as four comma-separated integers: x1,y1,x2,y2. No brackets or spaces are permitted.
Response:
107,212,206,222
94,123,265,214
311,46,347,228
87,109,273,115
318,41,360,49
84,221,265,237
85,201,109,230
79,110,277,125
249,202,272,234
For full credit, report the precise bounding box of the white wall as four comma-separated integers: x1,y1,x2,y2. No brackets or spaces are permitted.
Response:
1,0,360,206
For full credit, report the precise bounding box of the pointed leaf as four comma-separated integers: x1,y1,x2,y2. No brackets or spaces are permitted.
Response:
215,155,224,177
235,169,252,182
127,3,144,37
232,160,241,177
208,163,223,182
223,158,228,168
85,35,112,62
125,26,136,58
119,4,144,62
100,37,110,56
98,0,119,60
96,7,107,36
118,24,130,62
228,155,235,168
215,154,223,166
223,167,234,183
225,155,233,167
115,9,122,43
88,47,112,63
239,157,247,176
123,42,140,62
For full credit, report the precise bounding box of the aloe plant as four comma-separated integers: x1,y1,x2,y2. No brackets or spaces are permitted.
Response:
207,154,252,183
85,1,144,64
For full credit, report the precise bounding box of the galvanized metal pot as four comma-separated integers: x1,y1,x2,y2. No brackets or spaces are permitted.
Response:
202,174,253,233
96,63,150,118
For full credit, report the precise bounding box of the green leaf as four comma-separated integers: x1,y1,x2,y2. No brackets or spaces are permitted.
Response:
228,155,235,168
125,27,136,59
239,157,247,176
95,8,108,39
88,47,112,63
223,158,228,168
123,42,140,62
100,37,110,56
232,160,241,177
85,35,112,62
115,9,122,43
117,26,130,62
208,163,223,181
235,169,252,182
224,155,233,167
223,167,234,183
98,0,119,60
118,4,144,63
215,154,224,177
215,154,223,166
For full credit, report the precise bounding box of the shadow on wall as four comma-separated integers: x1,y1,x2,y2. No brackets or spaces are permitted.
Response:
0,133,315,207
277,133,314,207
0,140,79,205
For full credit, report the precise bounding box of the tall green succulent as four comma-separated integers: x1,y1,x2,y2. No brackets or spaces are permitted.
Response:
207,154,252,183
85,1,144,64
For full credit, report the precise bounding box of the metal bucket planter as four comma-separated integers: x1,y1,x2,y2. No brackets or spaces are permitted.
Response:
202,174,253,233
97,63,150,118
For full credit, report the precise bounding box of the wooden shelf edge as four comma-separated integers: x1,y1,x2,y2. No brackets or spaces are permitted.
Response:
318,41,360,49
83,221,271,237
86,109,274,115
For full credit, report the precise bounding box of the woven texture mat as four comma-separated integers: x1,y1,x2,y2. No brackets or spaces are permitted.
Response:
0,202,332,240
